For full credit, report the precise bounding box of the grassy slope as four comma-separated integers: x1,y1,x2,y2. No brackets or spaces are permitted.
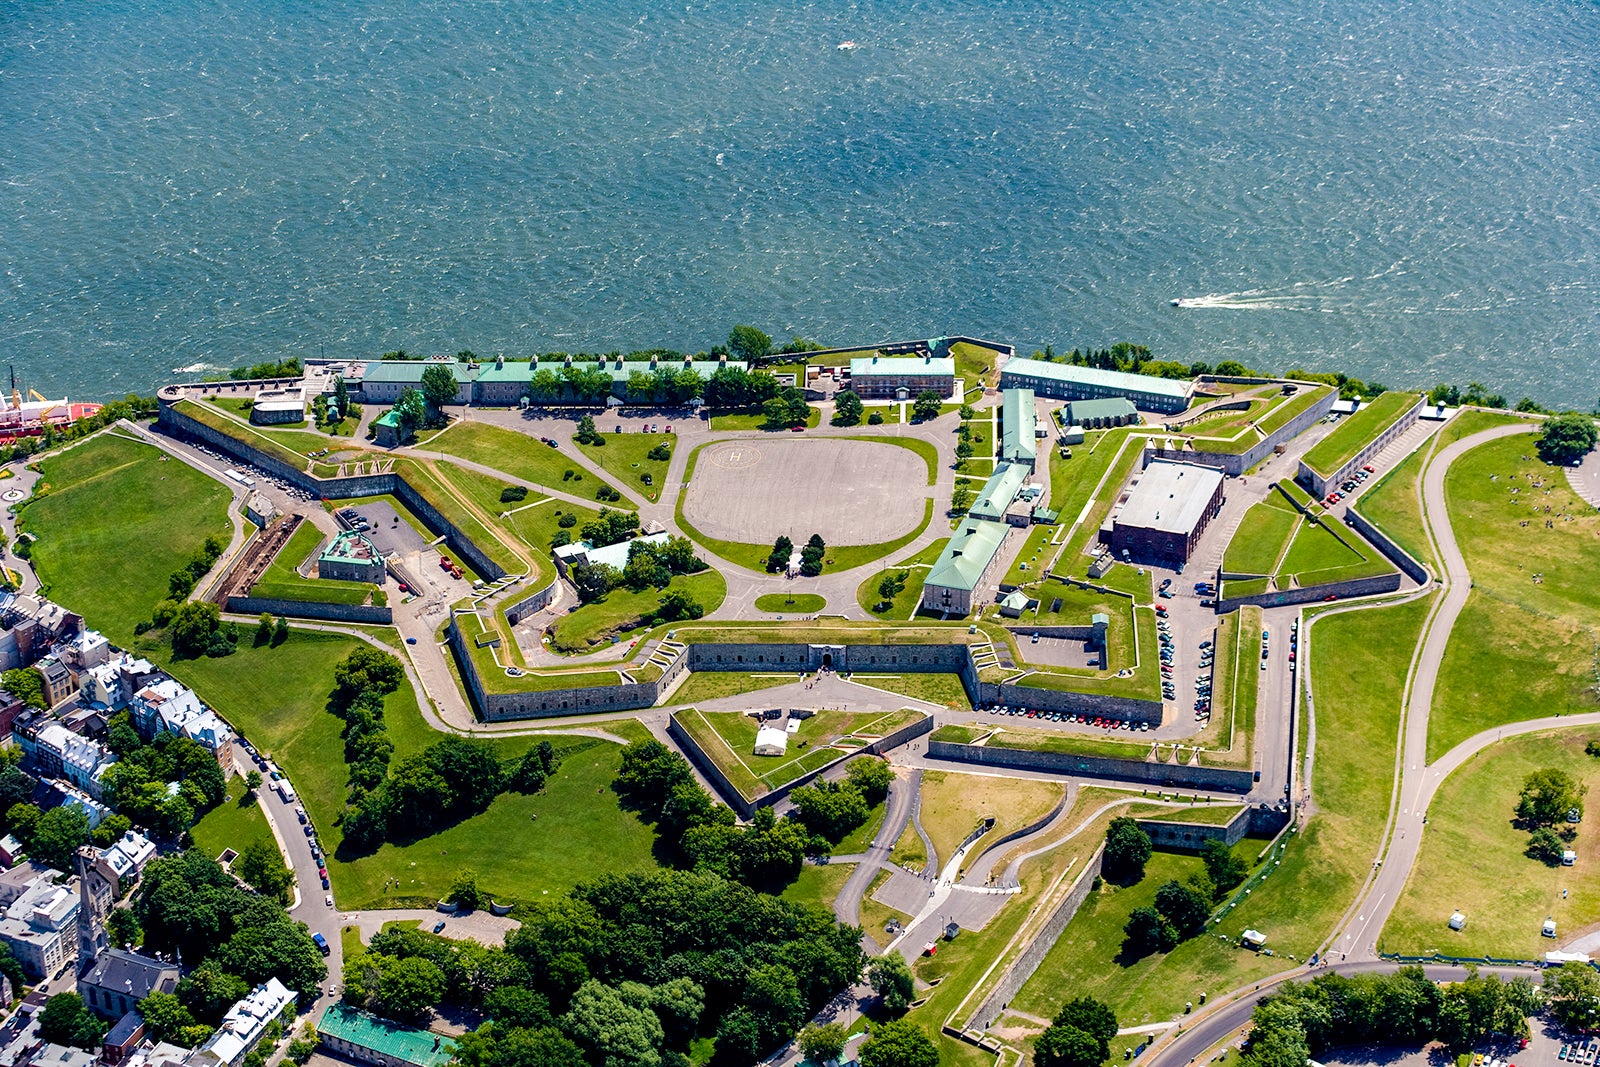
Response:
1427,433,1598,759
190,775,276,864
549,569,728,652
574,432,675,503
1221,498,1299,575
426,420,628,500
1387,731,1600,957
21,433,233,642
916,770,1064,875
1301,391,1420,476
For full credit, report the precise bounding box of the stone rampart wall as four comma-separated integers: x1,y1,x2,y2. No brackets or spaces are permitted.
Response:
224,596,393,625
929,739,1255,793
1346,508,1430,583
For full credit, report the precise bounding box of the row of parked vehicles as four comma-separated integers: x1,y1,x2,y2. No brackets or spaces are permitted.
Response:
1158,613,1178,701
1558,1043,1598,1062
1325,464,1377,505
982,705,1152,732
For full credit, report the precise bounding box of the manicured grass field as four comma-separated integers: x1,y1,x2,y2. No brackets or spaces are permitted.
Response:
1222,498,1300,575
855,538,949,619
574,431,675,502
1002,525,1057,587
190,775,276,865
667,672,798,705
549,569,727,652
426,420,628,500
852,673,971,708
250,519,380,605
20,432,233,642
1255,384,1335,436
780,861,854,916
1275,517,1365,579
1301,391,1420,477
1387,730,1600,957
708,408,822,431
1357,410,1531,571
916,770,1064,875
754,592,826,613
676,707,924,799
950,341,1004,388
1048,433,1144,574
1426,432,1597,759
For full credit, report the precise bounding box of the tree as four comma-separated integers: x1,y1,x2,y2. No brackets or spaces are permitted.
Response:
28,805,91,869
1051,996,1118,1055
1154,879,1210,939
346,952,448,1024
1199,839,1248,899
1102,817,1152,883
575,414,601,445
1547,961,1600,1030
728,325,773,363
273,616,290,645
789,782,870,842
107,906,141,949
236,840,295,903
169,600,223,658
1527,826,1566,865
868,952,915,1015
858,1019,939,1067
833,391,863,426
1034,1022,1104,1067
450,869,485,912
1516,767,1585,828
846,757,894,806
254,612,273,646
39,993,108,1050
766,535,793,574
420,363,461,412
244,769,263,795
393,388,426,434
800,1023,848,1063
911,390,943,422
1122,905,1173,957
334,374,351,414
140,991,198,1043
1536,411,1597,465
562,979,664,1067
1,667,45,709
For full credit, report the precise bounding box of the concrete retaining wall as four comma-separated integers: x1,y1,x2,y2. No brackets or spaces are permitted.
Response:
503,581,559,625
1346,508,1430,583
964,847,1105,1031
1143,387,1337,477
447,615,658,721
1137,808,1251,850
669,710,933,819
975,679,1164,724
224,596,393,625
684,642,974,674
929,739,1255,793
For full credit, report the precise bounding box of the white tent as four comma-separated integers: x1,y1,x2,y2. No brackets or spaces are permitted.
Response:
753,726,789,757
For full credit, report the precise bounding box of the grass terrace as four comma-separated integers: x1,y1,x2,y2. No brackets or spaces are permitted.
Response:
391,458,529,577
667,672,798,705
573,430,675,503
1221,493,1301,575
1254,384,1336,437
856,538,950,619
916,769,1065,873
172,399,318,471
1001,525,1058,587
1301,391,1420,477
549,569,727,652
1048,432,1145,573
248,520,383,606
673,706,928,800
20,432,233,643
851,673,971,708
950,340,1006,390
454,611,624,694
929,724,990,745
1138,804,1245,826
424,420,631,502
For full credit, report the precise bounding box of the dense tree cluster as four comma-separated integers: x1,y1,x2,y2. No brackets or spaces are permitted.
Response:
727,325,774,363
1516,767,1586,864
1242,967,1539,1067
702,367,782,410
762,387,813,429
1546,961,1600,1030
787,759,893,845
226,358,303,381
911,390,943,422
765,536,793,574
580,508,641,548
1428,381,1509,410
135,850,327,1000
1,667,45,709
1199,838,1249,900
798,534,827,578
1035,996,1119,1067
39,992,109,1050
569,536,706,608
614,741,811,893
1122,878,1211,958
858,1019,939,1067
626,368,704,406
1101,818,1152,883
833,390,863,426
100,711,228,837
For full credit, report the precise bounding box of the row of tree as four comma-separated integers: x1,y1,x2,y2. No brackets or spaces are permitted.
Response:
1243,967,1540,1067
764,534,827,576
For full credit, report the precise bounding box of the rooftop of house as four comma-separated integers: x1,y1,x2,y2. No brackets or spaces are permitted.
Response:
320,530,383,565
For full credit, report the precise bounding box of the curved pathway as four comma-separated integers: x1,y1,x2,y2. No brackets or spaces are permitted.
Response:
1329,422,1533,961
833,767,922,947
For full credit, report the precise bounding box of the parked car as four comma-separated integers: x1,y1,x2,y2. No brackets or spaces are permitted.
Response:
434,920,448,933
325,894,334,908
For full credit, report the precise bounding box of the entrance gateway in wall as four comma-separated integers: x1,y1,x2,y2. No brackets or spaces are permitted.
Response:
810,644,846,672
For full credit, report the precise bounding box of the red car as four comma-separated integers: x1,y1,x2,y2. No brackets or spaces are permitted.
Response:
790,424,805,432
1362,464,1375,472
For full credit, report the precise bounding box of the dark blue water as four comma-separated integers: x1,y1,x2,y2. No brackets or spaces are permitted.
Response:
4,0,1597,405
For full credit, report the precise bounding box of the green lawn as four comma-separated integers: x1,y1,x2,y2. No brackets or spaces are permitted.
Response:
1011,579,1137,671
391,459,528,577
250,520,381,605
1276,517,1364,579
1255,384,1336,436
1426,433,1598,759
708,408,822,431
425,421,629,501
573,432,675,503
852,673,971,708
172,399,322,472
1301,392,1421,477
856,538,949,619
668,672,799,705
754,593,826,613
950,341,1004,389
676,707,925,799
20,432,233,643
1387,731,1600,958
1221,498,1300,575
1048,433,1144,574
190,776,276,865
1357,410,1532,571
549,570,727,653
1002,526,1057,587
780,862,854,915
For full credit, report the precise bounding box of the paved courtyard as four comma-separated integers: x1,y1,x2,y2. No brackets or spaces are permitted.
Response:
682,437,929,546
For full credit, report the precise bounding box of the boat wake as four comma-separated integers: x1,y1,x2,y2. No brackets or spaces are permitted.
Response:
171,361,218,374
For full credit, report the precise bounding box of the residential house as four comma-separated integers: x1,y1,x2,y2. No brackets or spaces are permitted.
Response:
128,679,235,765
12,710,117,800
185,979,295,1067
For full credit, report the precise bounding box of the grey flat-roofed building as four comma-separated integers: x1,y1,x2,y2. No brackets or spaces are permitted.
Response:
1109,460,1225,563
999,389,1037,470
921,520,1010,616
1064,397,1139,428
848,354,956,399
1000,359,1193,414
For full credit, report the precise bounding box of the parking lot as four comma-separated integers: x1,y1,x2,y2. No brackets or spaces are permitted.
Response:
336,500,430,557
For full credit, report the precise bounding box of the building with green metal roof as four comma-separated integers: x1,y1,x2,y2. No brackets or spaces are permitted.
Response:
356,360,476,403
1000,359,1193,414
921,519,1011,615
848,354,956,399
317,530,386,584
1064,397,1139,428
318,1003,456,1067
999,388,1038,470
968,462,1030,523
